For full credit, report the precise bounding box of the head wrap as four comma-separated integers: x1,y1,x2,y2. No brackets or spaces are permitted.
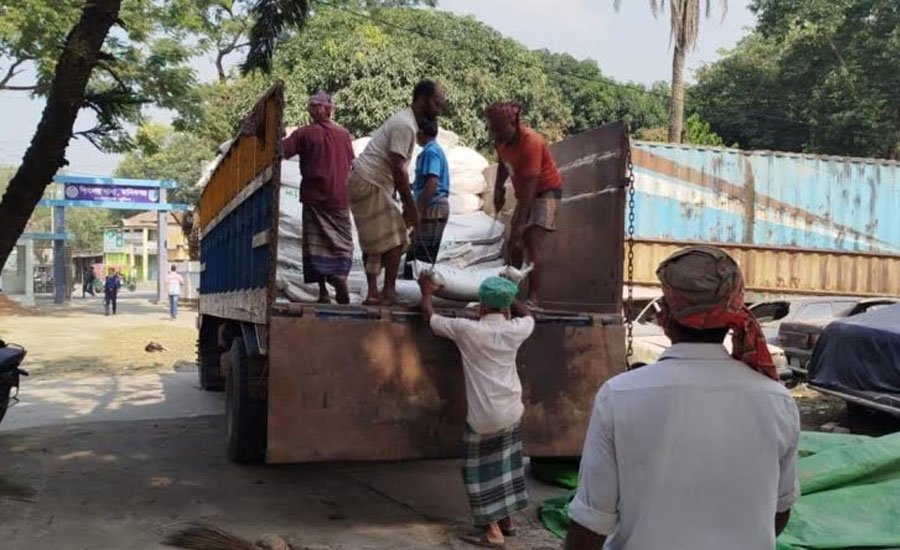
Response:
478,277,519,310
308,91,333,107
656,246,778,380
485,101,521,127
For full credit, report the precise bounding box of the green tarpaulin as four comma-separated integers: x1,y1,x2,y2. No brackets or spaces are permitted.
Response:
537,431,900,549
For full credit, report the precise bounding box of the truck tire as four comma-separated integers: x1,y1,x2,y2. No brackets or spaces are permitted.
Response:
224,336,267,464
197,321,225,391
0,382,10,426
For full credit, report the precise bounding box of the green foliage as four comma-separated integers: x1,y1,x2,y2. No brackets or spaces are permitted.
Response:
182,7,573,153
0,0,200,151
537,50,669,136
115,123,217,206
682,113,724,146
693,0,900,158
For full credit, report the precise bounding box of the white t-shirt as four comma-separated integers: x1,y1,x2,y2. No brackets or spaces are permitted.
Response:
352,107,418,191
430,313,535,434
166,271,184,296
569,343,801,550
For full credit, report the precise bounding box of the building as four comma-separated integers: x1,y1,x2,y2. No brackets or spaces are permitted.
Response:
102,211,189,282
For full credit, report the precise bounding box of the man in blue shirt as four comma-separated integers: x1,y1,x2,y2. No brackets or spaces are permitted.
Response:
104,269,122,315
405,117,451,278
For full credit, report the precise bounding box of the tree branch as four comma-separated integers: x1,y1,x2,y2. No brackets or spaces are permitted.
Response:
0,57,32,90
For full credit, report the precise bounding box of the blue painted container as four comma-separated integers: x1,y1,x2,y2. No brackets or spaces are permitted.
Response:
632,141,900,254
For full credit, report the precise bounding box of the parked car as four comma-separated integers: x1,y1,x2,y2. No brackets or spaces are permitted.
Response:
808,304,900,418
777,298,897,375
749,297,868,344
628,297,793,381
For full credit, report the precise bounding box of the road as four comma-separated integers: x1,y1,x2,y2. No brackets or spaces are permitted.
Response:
0,367,565,550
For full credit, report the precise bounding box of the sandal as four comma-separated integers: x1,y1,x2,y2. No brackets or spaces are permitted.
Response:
460,531,505,548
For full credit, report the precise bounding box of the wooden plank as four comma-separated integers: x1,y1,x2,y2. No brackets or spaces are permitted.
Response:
199,289,268,324
266,314,625,463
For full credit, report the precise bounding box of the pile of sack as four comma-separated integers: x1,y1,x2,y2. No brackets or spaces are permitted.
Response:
276,127,507,306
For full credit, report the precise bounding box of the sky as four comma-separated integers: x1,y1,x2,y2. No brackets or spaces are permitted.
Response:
0,0,755,176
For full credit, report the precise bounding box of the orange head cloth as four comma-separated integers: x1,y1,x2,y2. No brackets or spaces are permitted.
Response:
485,101,522,127
656,245,778,381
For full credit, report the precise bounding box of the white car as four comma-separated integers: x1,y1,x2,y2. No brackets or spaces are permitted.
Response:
627,297,793,381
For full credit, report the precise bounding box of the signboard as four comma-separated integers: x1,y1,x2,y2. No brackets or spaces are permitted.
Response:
65,183,159,204
103,229,125,253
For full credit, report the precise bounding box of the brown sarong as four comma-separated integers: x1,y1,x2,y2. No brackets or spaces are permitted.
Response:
302,204,353,283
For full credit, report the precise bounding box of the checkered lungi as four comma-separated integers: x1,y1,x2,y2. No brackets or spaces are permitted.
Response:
462,422,529,525
347,170,409,275
406,199,449,265
302,204,353,283
526,188,562,231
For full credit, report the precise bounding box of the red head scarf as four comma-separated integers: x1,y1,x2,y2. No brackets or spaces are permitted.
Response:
485,101,521,127
656,246,778,381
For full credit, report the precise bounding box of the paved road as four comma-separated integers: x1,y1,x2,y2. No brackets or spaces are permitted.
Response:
1,369,224,432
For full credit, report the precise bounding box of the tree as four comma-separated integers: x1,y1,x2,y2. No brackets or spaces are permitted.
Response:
616,0,727,143
115,123,217,206
692,0,900,158
190,6,571,153
538,50,669,136
0,0,123,269
0,0,204,267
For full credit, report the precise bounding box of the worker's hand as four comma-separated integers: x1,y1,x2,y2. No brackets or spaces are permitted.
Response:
403,203,420,229
418,273,442,296
493,189,506,214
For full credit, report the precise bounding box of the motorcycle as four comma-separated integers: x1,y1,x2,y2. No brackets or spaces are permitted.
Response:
0,340,28,426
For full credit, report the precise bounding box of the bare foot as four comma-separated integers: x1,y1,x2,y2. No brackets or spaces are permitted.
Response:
362,296,382,306
317,294,332,304
380,290,396,307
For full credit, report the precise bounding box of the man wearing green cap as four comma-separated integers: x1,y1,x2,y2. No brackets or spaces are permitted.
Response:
419,274,535,548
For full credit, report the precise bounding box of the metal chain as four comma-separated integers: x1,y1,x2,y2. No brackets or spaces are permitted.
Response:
625,139,636,368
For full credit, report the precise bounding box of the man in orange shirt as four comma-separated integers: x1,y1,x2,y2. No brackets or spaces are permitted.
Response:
487,101,563,307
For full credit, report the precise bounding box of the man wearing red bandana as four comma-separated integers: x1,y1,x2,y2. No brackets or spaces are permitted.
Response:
566,246,800,550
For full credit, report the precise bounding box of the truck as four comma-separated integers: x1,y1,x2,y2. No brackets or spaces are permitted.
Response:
196,82,630,464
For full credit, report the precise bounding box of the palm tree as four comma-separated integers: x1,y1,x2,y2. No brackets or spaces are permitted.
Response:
242,0,311,74
616,0,727,143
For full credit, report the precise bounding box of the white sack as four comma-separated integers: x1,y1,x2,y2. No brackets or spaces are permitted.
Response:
411,260,509,302
447,146,489,174
450,172,488,196
449,194,483,215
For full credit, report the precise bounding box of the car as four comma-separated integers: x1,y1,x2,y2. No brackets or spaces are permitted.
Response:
776,298,897,376
628,297,793,381
749,297,868,344
808,304,900,418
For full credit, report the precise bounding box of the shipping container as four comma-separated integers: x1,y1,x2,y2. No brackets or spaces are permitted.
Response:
630,141,900,297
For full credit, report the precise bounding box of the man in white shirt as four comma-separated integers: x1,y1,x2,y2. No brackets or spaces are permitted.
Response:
420,274,534,548
166,265,184,320
566,246,800,550
349,79,445,306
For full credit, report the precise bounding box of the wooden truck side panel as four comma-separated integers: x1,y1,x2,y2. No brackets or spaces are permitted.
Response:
267,310,624,463
198,83,283,325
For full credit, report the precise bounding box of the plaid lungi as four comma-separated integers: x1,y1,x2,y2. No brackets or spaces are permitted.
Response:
406,199,449,266
347,170,409,275
462,422,529,525
526,188,562,231
302,204,353,283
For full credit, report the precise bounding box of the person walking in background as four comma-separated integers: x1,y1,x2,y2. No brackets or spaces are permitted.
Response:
82,267,95,298
404,117,451,279
487,101,563,308
349,79,445,305
166,265,184,320
282,92,355,304
564,246,799,550
419,274,535,548
104,269,121,315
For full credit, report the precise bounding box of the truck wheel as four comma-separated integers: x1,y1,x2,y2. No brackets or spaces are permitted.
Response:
197,321,224,391
224,336,267,464
0,382,10,426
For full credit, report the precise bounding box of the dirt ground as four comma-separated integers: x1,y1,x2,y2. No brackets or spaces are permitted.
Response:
0,293,196,378
0,415,565,550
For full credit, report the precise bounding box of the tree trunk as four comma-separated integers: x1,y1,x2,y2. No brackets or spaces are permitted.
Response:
668,42,686,143
0,0,122,268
